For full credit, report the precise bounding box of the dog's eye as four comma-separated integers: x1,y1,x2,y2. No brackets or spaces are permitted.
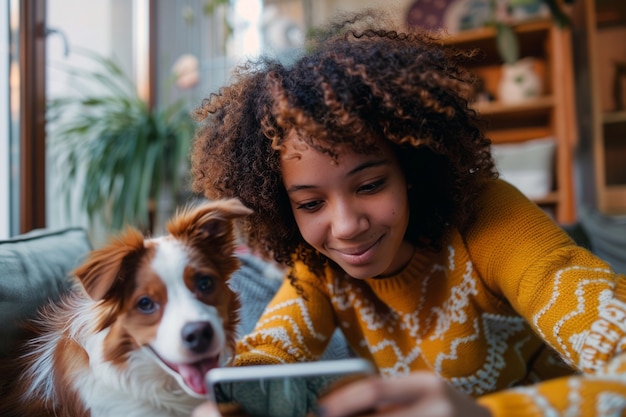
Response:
195,274,216,294
136,296,157,314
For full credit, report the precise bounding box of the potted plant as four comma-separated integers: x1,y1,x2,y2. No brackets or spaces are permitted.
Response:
47,49,197,232
488,0,575,103
493,0,575,65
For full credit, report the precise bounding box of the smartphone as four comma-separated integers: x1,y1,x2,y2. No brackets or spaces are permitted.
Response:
205,358,376,417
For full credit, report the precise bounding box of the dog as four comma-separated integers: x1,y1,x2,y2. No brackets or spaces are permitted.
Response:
0,199,252,417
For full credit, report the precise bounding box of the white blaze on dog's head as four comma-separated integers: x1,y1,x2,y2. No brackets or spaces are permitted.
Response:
72,199,252,397
149,238,227,361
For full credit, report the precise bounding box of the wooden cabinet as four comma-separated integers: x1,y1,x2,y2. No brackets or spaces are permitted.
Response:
443,19,578,224
581,0,626,215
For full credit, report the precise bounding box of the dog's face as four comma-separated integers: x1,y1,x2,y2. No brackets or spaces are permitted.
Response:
72,199,252,397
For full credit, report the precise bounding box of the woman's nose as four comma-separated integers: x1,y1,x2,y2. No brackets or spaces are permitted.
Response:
330,201,366,239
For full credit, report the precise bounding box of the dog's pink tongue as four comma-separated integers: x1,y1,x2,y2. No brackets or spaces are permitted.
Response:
178,359,218,395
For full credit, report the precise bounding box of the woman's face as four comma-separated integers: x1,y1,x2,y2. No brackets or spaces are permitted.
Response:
280,133,414,279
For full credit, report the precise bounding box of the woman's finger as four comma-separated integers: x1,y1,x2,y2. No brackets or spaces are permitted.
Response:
192,401,222,417
317,372,442,417
317,372,491,417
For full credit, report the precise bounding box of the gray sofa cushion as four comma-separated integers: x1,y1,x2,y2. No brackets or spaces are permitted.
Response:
0,227,92,358
231,253,352,360
579,208,626,275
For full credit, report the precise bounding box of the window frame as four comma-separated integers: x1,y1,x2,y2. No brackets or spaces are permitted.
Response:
17,0,46,233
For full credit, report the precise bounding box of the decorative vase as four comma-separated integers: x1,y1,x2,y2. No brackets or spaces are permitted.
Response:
498,57,542,103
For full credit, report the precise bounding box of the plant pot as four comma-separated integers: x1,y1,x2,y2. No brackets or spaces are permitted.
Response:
498,57,542,103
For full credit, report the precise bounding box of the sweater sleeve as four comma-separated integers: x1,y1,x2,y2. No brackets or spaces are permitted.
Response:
477,352,626,417
465,179,626,370
233,262,338,366
465,179,626,416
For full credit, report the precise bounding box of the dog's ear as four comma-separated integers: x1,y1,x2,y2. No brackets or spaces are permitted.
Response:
167,199,253,254
73,227,146,301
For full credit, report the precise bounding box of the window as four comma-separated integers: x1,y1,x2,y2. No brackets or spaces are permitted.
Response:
2,0,46,238
1,2,11,238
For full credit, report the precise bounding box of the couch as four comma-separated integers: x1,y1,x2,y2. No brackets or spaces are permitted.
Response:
0,228,351,417
0,208,624,387
0,227,352,382
575,207,626,274
0,227,92,359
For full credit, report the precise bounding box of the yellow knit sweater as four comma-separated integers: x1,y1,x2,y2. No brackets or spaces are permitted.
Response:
235,179,626,416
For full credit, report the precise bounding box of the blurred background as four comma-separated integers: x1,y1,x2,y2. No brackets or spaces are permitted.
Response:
3,0,626,248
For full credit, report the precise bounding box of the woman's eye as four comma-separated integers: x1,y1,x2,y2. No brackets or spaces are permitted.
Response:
296,200,323,212
196,274,216,294
358,179,385,194
136,296,157,314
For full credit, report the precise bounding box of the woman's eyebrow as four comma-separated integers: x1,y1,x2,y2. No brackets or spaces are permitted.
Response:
286,158,390,194
347,159,389,176
286,184,314,193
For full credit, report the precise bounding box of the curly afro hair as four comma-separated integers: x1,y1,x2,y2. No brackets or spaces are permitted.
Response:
190,9,497,278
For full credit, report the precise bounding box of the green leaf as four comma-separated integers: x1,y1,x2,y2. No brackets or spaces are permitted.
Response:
541,0,571,27
203,0,231,16
495,23,520,65
47,48,197,232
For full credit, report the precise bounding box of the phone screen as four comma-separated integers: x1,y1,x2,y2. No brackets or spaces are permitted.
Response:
206,359,375,417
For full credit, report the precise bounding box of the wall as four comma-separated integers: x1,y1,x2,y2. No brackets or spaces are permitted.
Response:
309,0,413,27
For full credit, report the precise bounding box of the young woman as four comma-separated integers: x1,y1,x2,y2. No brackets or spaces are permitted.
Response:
190,10,626,417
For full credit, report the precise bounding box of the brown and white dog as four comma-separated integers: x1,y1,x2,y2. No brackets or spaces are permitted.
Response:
0,199,251,417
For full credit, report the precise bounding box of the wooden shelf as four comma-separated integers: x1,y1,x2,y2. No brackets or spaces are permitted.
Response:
443,19,553,67
534,191,560,205
603,110,626,124
477,96,554,142
445,19,577,223
585,0,626,215
474,95,554,116
596,0,626,28
488,126,552,144
444,19,551,46
604,185,626,214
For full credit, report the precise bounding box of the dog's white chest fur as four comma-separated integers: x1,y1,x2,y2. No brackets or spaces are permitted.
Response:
77,317,204,417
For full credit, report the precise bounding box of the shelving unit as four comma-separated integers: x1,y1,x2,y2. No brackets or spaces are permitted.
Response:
582,0,626,215
443,19,578,224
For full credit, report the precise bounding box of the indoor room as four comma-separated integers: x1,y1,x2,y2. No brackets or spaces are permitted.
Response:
2,1,626,416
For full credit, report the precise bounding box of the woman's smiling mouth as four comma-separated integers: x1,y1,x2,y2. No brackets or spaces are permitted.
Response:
330,236,383,266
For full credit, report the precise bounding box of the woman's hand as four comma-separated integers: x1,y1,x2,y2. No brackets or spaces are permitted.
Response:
191,371,493,417
192,401,248,417
315,371,493,417
192,401,221,417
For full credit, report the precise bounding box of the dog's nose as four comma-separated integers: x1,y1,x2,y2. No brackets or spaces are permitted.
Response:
181,321,214,353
